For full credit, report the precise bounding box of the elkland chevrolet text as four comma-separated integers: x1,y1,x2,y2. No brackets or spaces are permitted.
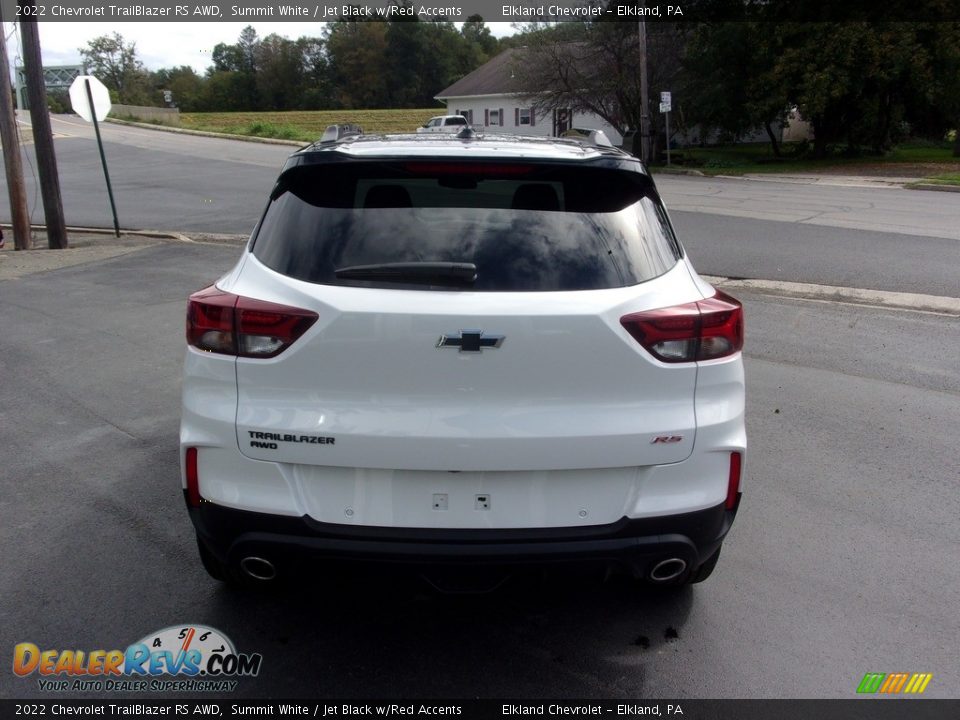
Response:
181,131,745,588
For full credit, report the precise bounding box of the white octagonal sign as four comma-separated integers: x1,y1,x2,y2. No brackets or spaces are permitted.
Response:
69,75,111,123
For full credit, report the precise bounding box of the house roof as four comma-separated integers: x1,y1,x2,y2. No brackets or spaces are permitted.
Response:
435,48,526,99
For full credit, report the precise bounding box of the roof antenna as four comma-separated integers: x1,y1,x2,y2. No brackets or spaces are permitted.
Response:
457,126,477,140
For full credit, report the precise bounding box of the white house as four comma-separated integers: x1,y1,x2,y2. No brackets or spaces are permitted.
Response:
435,49,624,145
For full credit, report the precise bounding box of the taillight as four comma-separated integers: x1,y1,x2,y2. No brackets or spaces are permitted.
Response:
185,447,201,507
186,286,236,354
726,451,742,511
619,291,743,363
186,286,318,358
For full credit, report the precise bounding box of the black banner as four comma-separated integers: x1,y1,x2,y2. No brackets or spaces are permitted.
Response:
3,0,960,23
2,700,960,720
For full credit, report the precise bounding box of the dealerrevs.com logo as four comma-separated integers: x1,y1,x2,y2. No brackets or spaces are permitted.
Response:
13,625,262,693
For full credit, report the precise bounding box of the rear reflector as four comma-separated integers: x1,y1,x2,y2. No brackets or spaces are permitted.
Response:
185,447,201,507
186,286,318,358
726,451,742,511
619,290,743,363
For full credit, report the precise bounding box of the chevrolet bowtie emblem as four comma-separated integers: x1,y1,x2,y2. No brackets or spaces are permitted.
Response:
437,330,505,353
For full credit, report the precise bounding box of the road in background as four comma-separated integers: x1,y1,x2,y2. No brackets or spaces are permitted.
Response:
657,174,959,240
1,240,957,699
1,116,958,296
671,211,960,297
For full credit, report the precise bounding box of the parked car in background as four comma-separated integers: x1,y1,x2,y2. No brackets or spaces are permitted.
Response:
417,115,470,133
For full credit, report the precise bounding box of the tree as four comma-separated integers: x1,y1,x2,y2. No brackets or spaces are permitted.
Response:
298,37,335,110
510,19,687,157
151,66,206,112
384,10,425,107
770,23,923,156
510,24,632,139
202,71,250,112
324,21,390,108
210,26,260,109
683,23,789,154
416,20,477,106
255,34,308,111
925,23,960,157
78,33,149,105
682,20,955,158
461,15,499,61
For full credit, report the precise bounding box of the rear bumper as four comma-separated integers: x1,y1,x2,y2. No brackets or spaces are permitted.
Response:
188,495,738,579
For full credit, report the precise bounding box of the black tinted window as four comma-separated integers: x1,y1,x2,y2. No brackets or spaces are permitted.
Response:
252,162,682,292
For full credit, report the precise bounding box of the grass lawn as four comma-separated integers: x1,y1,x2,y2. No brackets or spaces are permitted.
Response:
915,173,960,186
179,109,442,141
651,141,960,180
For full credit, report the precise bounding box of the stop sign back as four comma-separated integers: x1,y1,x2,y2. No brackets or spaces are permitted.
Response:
69,75,111,123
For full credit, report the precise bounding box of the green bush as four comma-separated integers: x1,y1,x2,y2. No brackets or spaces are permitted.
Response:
47,90,70,114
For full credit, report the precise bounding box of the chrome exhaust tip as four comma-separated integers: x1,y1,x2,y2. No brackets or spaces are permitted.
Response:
240,556,277,581
649,558,688,583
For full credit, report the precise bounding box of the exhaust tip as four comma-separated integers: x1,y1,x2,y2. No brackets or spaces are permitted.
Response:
240,556,277,581
649,558,687,583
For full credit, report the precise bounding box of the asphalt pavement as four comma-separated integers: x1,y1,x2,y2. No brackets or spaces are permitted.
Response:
1,237,957,700
2,119,958,701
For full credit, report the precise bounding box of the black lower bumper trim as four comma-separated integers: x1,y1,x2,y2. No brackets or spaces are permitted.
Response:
187,495,736,578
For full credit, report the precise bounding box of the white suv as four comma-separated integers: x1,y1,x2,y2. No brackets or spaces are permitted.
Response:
416,115,470,133
181,133,745,588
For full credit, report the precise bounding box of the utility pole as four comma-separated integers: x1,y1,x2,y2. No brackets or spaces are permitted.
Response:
18,8,68,249
0,5,32,249
638,20,651,165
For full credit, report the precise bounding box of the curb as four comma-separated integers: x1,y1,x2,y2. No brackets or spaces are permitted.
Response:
650,168,705,177
905,183,960,193
2,223,192,242
714,174,917,188
61,226,247,244
0,224,248,245
678,172,960,191
703,275,960,316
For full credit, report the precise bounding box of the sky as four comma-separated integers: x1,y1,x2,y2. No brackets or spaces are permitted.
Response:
3,21,517,76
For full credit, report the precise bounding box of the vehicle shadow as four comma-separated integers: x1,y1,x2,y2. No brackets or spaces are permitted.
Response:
202,566,696,698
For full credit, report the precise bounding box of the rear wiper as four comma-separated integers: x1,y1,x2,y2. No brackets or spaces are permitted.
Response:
334,262,477,285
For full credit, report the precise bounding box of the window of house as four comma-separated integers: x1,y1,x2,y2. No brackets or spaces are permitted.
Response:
489,109,501,126
456,109,473,124
519,109,532,126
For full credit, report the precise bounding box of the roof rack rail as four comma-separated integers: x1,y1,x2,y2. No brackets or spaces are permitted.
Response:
320,124,363,143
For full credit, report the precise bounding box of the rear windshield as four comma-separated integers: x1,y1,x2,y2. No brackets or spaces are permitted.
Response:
251,161,682,292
